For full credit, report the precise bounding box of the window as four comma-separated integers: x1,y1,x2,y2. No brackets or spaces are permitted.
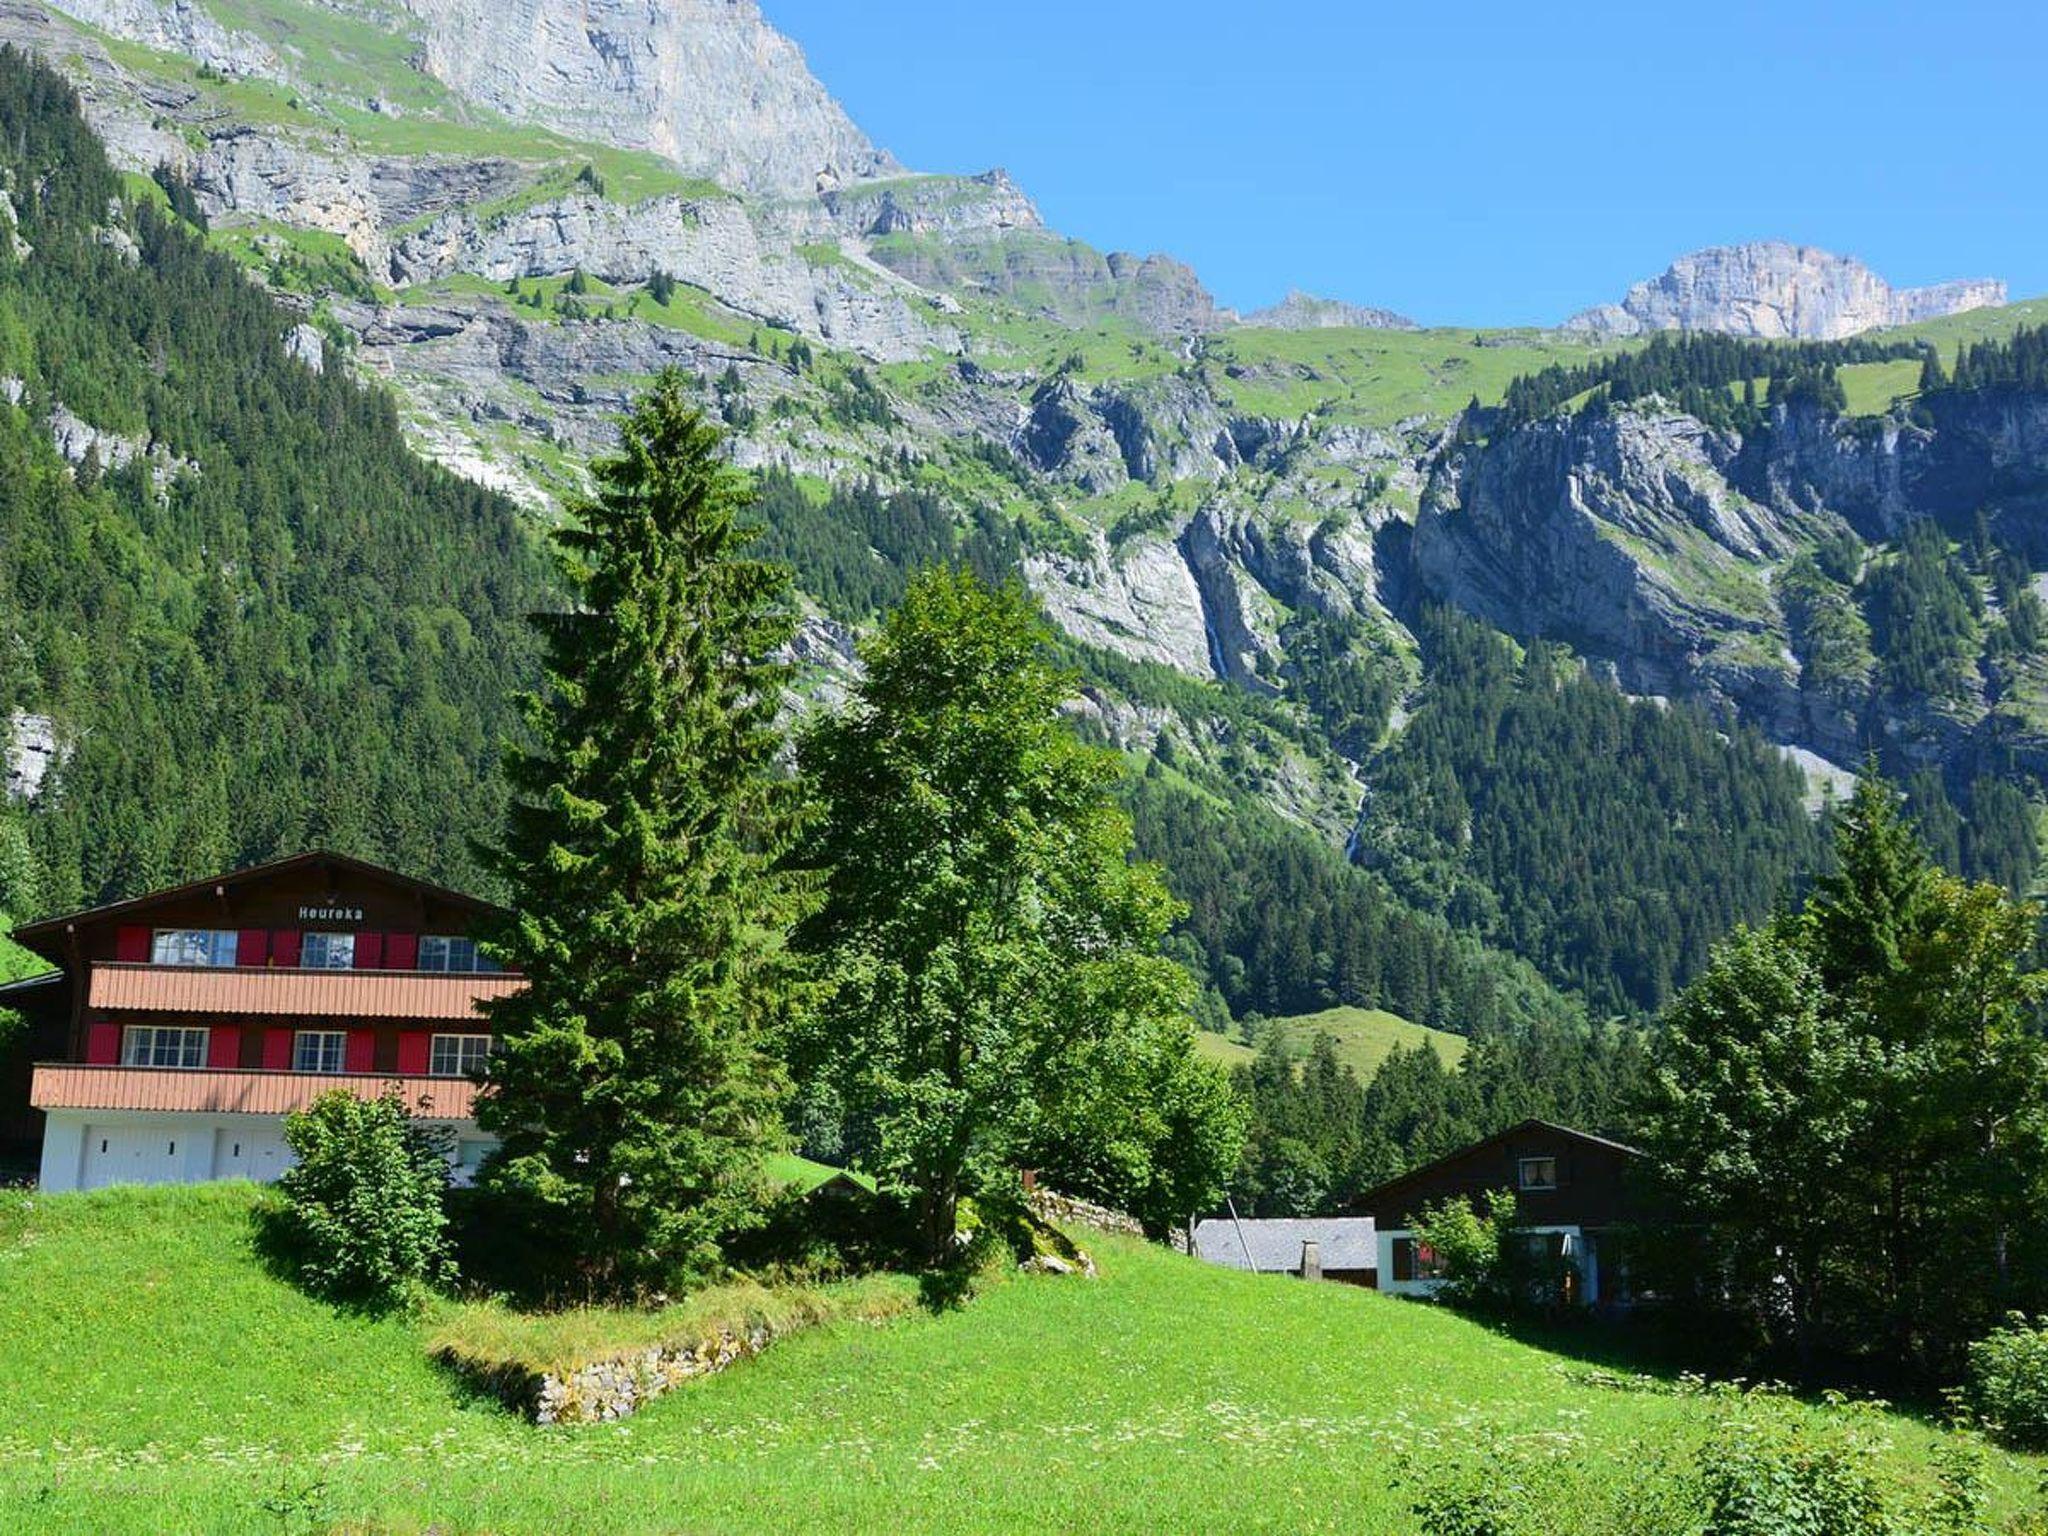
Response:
1518,1156,1559,1191
430,1033,493,1078
121,1025,208,1068
418,935,495,974
293,1030,347,1074
149,929,238,968
1391,1237,1451,1283
300,932,356,970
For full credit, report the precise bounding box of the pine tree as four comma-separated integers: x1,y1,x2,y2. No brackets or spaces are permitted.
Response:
1805,765,1934,999
474,373,814,1299
1918,344,1947,394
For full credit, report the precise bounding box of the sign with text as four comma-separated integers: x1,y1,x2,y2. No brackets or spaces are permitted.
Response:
297,905,365,924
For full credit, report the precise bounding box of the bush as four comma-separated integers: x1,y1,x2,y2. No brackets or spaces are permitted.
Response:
1410,1190,1576,1314
1403,1391,2012,1536
275,1091,454,1305
1698,1398,1898,1536
1968,1314,2048,1450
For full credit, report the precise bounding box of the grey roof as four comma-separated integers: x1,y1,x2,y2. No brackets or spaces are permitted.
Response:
1193,1217,1378,1274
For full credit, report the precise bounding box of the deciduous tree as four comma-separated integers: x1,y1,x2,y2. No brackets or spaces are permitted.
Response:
794,568,1237,1255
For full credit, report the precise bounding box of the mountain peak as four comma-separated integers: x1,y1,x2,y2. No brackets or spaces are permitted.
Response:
57,0,901,197
1241,290,1418,333
1564,241,2006,340
399,0,897,196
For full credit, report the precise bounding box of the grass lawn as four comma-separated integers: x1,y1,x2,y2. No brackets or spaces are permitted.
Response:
2,1183,2030,1534
1197,1005,1469,1080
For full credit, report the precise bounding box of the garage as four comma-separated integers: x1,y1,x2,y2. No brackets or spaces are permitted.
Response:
79,1124,188,1190
211,1126,294,1183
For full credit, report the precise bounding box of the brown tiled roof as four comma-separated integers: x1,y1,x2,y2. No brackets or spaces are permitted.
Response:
31,1064,481,1119
14,849,502,951
88,964,520,1020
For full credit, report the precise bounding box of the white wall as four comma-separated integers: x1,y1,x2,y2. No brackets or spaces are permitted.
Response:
37,1111,492,1193
1376,1224,1596,1302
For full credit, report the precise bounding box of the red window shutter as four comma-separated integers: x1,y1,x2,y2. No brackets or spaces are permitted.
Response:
355,932,385,970
384,933,418,970
396,1031,430,1076
206,1026,240,1070
235,929,268,967
86,1023,121,1064
344,1030,375,1074
115,925,149,963
270,930,301,968
262,1028,292,1071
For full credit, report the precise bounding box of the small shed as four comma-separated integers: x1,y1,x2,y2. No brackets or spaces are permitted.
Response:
1192,1217,1379,1285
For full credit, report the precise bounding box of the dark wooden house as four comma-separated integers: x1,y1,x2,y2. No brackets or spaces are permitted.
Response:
1351,1119,1645,1307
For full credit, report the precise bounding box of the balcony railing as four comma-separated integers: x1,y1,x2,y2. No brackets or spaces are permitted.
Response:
87,963,522,1020
31,1063,482,1119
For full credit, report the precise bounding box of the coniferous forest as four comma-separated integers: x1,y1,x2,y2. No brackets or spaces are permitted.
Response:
1359,607,1826,1015
0,49,548,919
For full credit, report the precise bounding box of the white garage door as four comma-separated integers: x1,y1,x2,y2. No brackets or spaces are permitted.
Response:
212,1127,294,1184
80,1125,187,1190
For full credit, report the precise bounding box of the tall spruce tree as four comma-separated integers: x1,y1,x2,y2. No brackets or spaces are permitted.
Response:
793,568,1237,1256
475,374,812,1299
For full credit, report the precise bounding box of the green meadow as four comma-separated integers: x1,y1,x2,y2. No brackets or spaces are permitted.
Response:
1195,1005,1469,1079
0,1183,2035,1534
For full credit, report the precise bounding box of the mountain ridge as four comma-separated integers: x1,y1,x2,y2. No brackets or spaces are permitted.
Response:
1566,241,2006,341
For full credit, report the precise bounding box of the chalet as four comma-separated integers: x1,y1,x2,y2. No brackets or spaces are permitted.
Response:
12,851,520,1193
1351,1120,1644,1308
1192,1217,1378,1285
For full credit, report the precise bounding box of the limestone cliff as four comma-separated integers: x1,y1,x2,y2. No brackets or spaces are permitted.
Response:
1414,393,2048,772
1566,243,2005,340
398,0,895,197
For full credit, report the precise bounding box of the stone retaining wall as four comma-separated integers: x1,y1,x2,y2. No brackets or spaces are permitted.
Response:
443,1321,792,1425
1026,1187,1187,1252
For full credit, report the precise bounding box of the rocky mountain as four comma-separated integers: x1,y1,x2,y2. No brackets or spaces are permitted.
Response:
58,0,895,197
1244,290,1418,332
1566,242,2006,340
399,0,895,198
5,0,2048,1022
1417,381,2048,782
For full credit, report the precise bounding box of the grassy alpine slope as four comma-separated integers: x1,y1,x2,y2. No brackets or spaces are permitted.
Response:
0,1184,2036,1534
1194,1005,1469,1077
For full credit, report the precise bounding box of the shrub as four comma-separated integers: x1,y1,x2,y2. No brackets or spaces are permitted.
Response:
1967,1314,2048,1450
1403,1393,2012,1536
1410,1190,1576,1314
1698,1398,1896,1536
1402,1425,1585,1536
275,1091,454,1305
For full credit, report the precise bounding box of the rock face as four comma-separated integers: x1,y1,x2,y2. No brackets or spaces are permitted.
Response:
386,189,956,361
1243,290,1418,332
822,170,1042,241
1415,408,1826,720
868,230,1222,335
1414,391,2048,771
1565,243,2006,340
6,711,60,800
54,0,275,76
398,0,896,197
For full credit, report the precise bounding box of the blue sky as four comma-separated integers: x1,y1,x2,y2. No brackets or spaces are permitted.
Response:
761,1,2035,327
